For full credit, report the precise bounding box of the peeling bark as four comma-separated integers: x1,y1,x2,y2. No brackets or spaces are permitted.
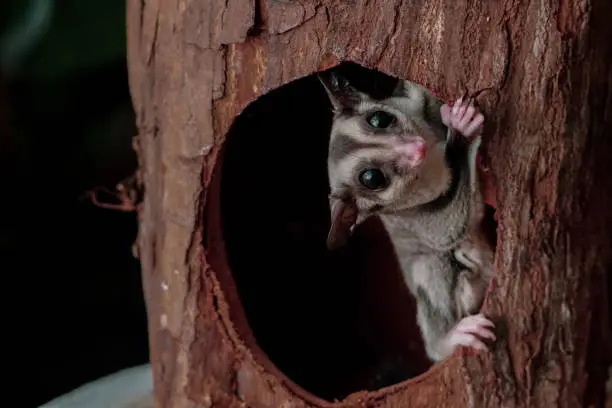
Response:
126,0,612,407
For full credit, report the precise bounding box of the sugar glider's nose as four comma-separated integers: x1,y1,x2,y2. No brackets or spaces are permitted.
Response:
394,136,427,169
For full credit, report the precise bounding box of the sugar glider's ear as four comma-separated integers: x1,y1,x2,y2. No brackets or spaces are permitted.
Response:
391,78,406,97
327,194,359,250
318,70,366,113
395,79,446,129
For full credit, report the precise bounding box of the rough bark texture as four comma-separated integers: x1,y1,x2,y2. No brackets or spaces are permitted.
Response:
126,0,612,407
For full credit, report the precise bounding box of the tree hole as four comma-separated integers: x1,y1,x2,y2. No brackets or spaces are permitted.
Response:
206,62,498,402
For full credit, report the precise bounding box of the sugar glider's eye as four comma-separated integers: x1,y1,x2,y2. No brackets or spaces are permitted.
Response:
366,111,395,129
359,168,389,190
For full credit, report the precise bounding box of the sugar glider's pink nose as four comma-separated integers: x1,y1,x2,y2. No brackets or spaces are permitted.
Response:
394,138,427,169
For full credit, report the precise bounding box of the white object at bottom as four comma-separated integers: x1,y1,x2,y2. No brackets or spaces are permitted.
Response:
38,364,154,408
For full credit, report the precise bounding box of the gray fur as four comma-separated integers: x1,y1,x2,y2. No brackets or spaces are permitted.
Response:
319,69,494,362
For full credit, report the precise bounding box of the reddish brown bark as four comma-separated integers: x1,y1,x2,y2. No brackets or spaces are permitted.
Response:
127,0,612,406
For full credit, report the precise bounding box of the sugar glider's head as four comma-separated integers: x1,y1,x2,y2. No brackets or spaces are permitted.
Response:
319,69,452,250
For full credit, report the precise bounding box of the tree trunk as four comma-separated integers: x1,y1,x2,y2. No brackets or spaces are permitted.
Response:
126,0,612,407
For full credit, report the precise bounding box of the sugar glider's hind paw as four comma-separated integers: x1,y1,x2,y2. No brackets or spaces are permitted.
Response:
444,313,496,354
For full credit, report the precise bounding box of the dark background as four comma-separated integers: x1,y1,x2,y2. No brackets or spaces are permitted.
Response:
1,1,149,407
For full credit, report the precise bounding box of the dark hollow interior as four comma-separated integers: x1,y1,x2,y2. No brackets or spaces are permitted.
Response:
217,63,497,401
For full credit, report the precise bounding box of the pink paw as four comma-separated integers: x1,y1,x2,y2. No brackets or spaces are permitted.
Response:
446,313,496,352
441,97,484,139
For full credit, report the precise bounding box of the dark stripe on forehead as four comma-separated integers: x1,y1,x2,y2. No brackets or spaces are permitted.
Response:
329,132,382,164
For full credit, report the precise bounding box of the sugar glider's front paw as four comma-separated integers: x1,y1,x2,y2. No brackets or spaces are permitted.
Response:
441,97,484,139
442,313,496,356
